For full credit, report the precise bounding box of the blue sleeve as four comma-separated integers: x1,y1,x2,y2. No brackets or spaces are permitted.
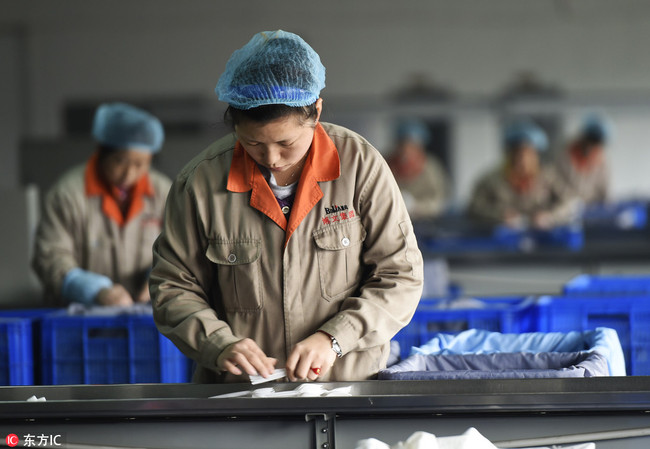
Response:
61,268,113,305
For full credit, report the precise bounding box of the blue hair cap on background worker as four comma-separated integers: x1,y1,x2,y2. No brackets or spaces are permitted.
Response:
215,30,326,109
396,119,431,146
503,120,548,152
580,114,612,144
92,102,165,153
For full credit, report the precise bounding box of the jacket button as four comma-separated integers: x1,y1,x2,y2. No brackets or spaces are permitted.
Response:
227,253,237,263
281,206,290,214
341,237,350,247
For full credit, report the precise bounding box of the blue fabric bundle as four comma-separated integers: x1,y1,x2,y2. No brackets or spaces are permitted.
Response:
384,327,625,378
379,351,609,380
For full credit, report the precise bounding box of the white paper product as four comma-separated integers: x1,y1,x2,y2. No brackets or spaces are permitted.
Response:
249,368,287,385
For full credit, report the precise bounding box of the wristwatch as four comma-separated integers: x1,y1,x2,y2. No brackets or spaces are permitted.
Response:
329,335,343,358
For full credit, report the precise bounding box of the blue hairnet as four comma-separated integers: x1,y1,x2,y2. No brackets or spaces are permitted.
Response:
92,102,164,153
580,114,612,144
396,119,431,146
215,30,326,110
503,120,548,152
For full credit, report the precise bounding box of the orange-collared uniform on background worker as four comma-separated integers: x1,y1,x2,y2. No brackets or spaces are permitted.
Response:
554,114,612,206
467,120,578,229
32,102,171,307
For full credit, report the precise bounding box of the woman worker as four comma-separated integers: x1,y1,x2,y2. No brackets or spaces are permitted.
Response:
32,102,171,306
386,119,449,221
554,114,611,206
150,30,423,383
467,120,577,229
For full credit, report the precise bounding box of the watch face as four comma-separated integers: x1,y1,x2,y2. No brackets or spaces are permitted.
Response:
331,338,342,356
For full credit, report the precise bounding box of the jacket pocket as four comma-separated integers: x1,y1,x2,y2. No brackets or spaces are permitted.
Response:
313,218,367,301
205,239,263,312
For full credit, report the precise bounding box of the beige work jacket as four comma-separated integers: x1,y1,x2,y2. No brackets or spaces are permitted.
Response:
397,156,449,220
150,122,424,382
467,165,578,226
32,163,171,305
554,149,609,205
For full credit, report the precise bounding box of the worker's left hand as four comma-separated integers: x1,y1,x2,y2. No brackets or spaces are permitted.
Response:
286,332,337,382
95,284,134,306
532,212,553,230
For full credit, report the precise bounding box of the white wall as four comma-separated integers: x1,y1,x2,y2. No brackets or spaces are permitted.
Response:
453,111,501,205
3,1,650,135
599,107,650,198
3,0,650,199
0,186,42,307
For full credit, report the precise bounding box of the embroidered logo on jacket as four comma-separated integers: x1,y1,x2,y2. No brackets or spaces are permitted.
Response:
321,204,356,225
324,204,348,215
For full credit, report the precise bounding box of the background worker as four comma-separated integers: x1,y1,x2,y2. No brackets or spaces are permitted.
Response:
554,114,612,206
386,119,449,221
467,120,577,230
32,102,171,306
150,30,423,383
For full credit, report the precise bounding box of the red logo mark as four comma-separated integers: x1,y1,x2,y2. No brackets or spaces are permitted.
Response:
6,434,19,447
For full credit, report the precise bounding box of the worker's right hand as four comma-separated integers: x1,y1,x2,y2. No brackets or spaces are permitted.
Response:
504,210,525,229
217,338,277,378
95,284,134,306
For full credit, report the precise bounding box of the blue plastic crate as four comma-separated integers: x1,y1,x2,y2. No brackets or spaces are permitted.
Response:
583,200,648,230
420,225,583,254
564,274,650,296
536,295,650,375
420,227,522,253
41,312,192,385
0,309,59,385
528,226,584,251
0,309,59,319
0,318,33,385
392,296,541,360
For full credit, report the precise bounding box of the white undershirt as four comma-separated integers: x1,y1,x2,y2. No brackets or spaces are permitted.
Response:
260,167,298,200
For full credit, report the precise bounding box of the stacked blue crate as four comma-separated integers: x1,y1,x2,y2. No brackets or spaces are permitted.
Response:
559,274,650,375
420,226,523,253
564,274,650,296
536,295,650,375
528,226,584,251
392,296,541,360
583,200,648,230
420,225,583,254
40,310,193,385
0,309,58,385
0,318,33,385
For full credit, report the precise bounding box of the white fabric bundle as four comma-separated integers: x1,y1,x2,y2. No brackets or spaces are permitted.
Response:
355,429,596,449
355,427,497,449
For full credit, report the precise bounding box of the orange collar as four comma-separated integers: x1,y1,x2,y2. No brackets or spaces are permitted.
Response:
569,143,599,173
227,122,340,245
85,152,155,226
504,164,538,194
